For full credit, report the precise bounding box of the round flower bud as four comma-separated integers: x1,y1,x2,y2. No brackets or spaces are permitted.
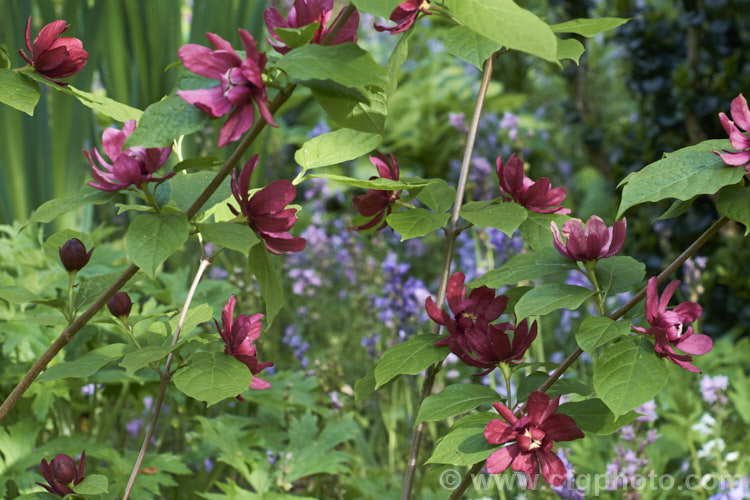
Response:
51,454,77,484
58,238,94,272
107,292,133,318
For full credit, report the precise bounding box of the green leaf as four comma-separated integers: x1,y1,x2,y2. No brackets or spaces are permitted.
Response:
354,366,377,402
294,128,382,170
518,211,570,250
274,23,320,49
312,87,387,134
172,352,253,406
594,337,669,417
0,285,39,304
196,222,260,255
0,69,40,115
595,256,646,295
551,17,630,37
416,179,456,213
37,344,132,382
119,345,173,374
275,43,388,95
516,372,593,402
617,140,746,218
0,47,10,69
656,197,696,221
23,71,142,121
460,201,528,236
559,398,639,434
471,247,574,288
374,334,448,388
443,0,558,63
173,156,223,172
126,213,190,276
718,183,750,235
72,474,109,494
444,25,501,69
124,94,210,148
308,173,434,190
426,425,498,466
351,0,403,17
386,208,450,241
169,171,231,215
385,29,410,98
249,244,284,329
575,317,631,353
28,187,115,225
514,284,594,321
415,384,500,424
557,37,585,64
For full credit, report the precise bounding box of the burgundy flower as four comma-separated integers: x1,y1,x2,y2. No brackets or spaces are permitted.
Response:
632,277,712,373
177,30,277,148
84,120,173,192
230,155,306,254
496,154,570,214
37,451,85,496
18,16,88,85
713,93,750,173
264,0,359,54
107,292,133,318
425,272,535,373
59,238,93,272
374,0,431,34
215,295,274,393
349,152,402,232
484,392,584,488
550,215,626,262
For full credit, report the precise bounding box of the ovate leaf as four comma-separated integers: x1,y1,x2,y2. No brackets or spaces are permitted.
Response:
416,384,500,424
195,222,260,255
595,256,646,295
386,208,450,241
617,140,745,218
38,344,132,382
444,25,501,69
460,201,528,236
172,352,253,406
559,398,639,434
594,337,669,417
125,213,190,276
514,284,594,321
124,95,210,148
471,247,574,288
0,69,40,115
249,244,284,329
294,129,382,170
718,183,750,235
575,316,631,353
557,38,585,64
374,334,448,388
551,17,630,37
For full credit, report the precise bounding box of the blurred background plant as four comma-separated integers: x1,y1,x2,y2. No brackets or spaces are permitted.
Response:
0,0,749,498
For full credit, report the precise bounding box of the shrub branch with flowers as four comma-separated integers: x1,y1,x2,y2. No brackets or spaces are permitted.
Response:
0,1,749,498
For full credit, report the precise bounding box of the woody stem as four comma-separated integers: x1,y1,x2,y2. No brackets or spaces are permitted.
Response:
401,52,497,500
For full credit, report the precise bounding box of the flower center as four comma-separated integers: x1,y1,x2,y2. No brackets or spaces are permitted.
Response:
523,428,543,450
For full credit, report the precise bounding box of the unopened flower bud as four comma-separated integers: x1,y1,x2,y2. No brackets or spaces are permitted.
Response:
58,238,94,272
107,292,132,318
51,455,77,484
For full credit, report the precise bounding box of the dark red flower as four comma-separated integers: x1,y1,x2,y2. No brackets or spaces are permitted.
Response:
484,392,584,488
632,277,712,373
215,295,274,393
264,0,359,54
37,451,85,496
496,154,570,214
58,238,94,272
84,120,173,192
374,0,431,34
550,215,626,262
349,152,402,232
107,292,133,318
177,30,277,147
18,16,88,85
713,93,750,173
425,272,535,374
229,155,306,254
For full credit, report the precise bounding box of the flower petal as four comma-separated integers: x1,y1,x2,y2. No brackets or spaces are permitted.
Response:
485,444,518,474
674,332,712,355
